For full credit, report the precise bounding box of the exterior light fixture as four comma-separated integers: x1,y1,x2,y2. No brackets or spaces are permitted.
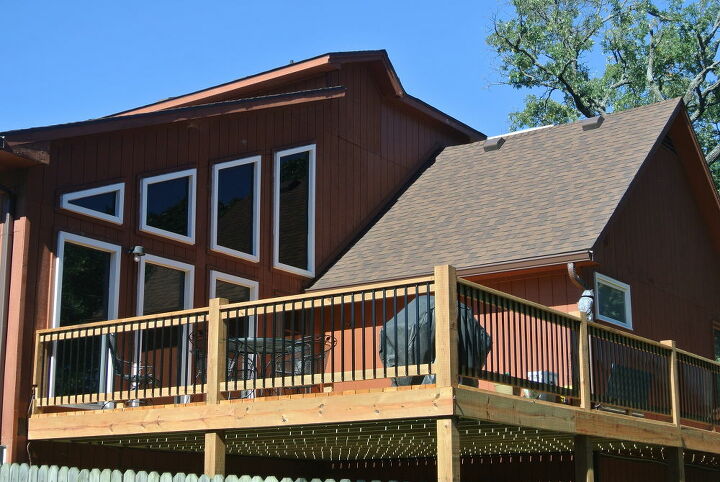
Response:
129,245,145,262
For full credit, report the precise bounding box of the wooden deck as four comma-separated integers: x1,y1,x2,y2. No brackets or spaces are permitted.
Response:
28,266,720,481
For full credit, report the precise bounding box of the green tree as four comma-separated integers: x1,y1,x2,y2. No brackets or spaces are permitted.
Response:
488,0,720,188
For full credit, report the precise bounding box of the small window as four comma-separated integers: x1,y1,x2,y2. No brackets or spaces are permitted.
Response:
595,273,632,329
211,156,261,262
140,169,196,244
273,145,316,277
60,183,124,224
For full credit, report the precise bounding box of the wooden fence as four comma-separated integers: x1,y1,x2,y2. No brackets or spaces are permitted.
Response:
0,464,406,482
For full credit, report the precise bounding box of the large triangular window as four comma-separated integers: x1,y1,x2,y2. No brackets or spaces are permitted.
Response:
60,183,124,224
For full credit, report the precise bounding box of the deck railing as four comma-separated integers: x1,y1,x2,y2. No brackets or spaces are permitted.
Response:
32,276,435,408
31,265,720,432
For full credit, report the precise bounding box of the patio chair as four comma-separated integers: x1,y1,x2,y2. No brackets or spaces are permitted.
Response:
106,335,159,396
270,334,337,393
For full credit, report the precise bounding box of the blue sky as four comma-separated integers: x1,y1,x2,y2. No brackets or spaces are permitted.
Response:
0,1,525,137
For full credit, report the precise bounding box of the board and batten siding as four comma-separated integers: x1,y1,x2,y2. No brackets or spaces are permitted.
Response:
2,61,467,462
592,132,720,359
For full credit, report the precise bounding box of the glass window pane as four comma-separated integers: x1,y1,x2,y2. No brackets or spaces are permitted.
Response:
278,151,309,269
143,264,186,315
146,177,189,236
56,242,111,396
60,243,111,326
216,163,255,254
68,191,117,216
215,280,251,304
598,282,627,324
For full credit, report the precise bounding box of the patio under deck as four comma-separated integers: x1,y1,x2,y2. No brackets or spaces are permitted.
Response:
28,266,720,481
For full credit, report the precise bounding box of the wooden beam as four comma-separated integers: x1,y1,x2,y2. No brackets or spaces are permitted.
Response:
574,435,595,482
436,417,460,482
29,386,455,440
434,265,458,388
455,386,686,448
206,298,228,405
661,340,681,427
666,446,685,482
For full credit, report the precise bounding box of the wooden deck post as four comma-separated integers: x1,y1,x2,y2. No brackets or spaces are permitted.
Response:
660,340,685,481
206,297,229,404
204,297,228,476
578,320,592,409
666,446,686,482
436,417,460,482
31,332,45,414
574,435,595,482
660,340,681,427
204,431,226,477
434,265,458,388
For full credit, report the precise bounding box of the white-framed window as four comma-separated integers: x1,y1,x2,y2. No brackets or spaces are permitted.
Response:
60,183,125,224
136,254,194,316
595,273,633,329
209,270,258,303
273,144,316,277
50,231,122,398
140,169,197,244
211,156,261,262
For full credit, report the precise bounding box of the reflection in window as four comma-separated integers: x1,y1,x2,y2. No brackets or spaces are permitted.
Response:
595,273,632,328
60,243,111,325
60,183,124,224
274,145,315,276
54,234,120,397
143,263,186,315
216,280,251,304
141,170,196,243
212,157,259,260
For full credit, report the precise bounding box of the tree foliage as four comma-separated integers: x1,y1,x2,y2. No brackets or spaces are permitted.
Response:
488,0,720,188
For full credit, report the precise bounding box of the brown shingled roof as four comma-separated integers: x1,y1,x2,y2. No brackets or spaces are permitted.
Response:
311,98,684,290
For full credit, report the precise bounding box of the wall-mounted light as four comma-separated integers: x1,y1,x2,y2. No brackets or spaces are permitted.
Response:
129,245,145,262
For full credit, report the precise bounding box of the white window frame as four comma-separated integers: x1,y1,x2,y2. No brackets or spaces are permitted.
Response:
140,169,197,244
60,183,125,225
210,156,261,262
594,273,633,329
273,144,316,278
209,270,259,302
50,231,122,399
136,254,195,315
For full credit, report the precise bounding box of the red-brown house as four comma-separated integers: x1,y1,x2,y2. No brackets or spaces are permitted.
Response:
1,51,719,482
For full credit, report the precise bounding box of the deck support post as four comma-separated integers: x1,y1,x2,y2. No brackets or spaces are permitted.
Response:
574,435,595,482
660,340,685,481
204,297,228,475
578,320,592,409
666,446,685,482
434,265,458,388
204,431,226,477
660,340,681,426
436,417,460,482
207,297,229,404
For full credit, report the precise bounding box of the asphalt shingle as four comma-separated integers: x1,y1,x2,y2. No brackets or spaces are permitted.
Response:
311,99,683,290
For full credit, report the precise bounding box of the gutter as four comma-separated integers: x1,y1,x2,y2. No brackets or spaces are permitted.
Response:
0,184,15,413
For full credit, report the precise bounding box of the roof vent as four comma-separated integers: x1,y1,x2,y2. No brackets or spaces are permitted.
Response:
580,115,604,130
483,136,505,151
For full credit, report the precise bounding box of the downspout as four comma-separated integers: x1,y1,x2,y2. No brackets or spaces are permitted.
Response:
0,183,15,445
